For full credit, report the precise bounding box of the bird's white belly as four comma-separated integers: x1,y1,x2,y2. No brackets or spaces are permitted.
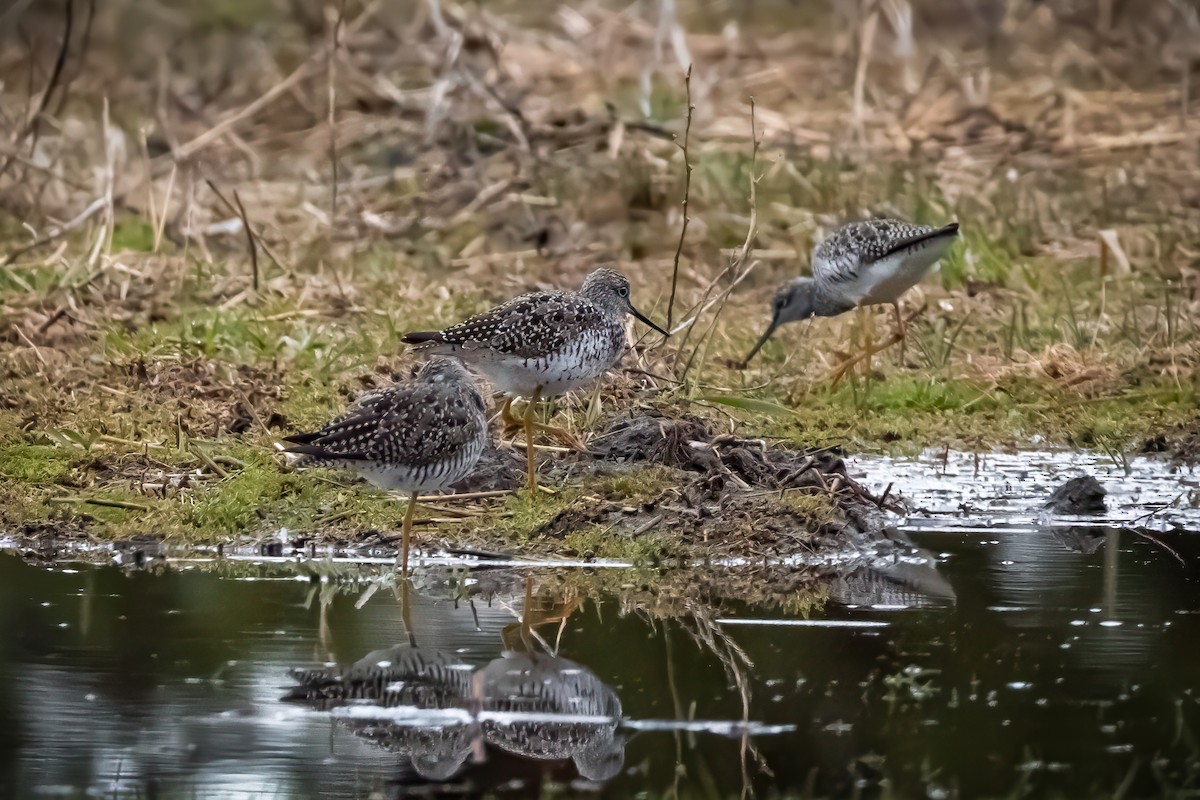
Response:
350,445,482,494
482,354,608,396
473,343,620,398
859,243,950,306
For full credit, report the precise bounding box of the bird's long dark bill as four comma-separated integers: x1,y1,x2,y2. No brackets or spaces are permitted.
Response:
629,304,669,336
742,317,780,365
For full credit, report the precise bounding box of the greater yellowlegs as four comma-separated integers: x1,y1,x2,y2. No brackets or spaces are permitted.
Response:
743,219,960,374
403,267,667,492
282,357,488,576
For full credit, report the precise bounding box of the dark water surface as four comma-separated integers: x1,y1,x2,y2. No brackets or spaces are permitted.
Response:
3,452,1200,798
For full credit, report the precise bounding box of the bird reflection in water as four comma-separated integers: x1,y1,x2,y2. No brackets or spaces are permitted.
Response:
284,574,624,785
480,577,623,781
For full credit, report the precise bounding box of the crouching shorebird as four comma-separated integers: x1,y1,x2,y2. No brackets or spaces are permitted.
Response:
282,357,488,576
743,219,960,379
403,268,667,493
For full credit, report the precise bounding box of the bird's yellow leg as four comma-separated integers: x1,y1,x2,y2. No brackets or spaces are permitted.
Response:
400,571,416,648
399,490,418,580
892,301,906,364
829,328,906,388
519,573,535,653
524,387,541,493
500,396,522,438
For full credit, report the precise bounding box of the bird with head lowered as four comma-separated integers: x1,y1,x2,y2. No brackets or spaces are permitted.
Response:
743,218,960,379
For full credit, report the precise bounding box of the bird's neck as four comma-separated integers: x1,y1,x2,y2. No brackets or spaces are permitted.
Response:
580,288,624,320
812,283,855,318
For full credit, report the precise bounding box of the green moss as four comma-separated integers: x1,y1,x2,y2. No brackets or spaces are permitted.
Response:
561,523,680,564
778,490,836,526
726,373,1198,456
847,377,990,413
110,216,157,253
183,462,293,532
593,465,679,499
0,445,75,483
493,491,578,544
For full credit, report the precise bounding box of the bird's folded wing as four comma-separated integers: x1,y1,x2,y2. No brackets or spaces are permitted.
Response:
438,291,604,358
288,384,479,463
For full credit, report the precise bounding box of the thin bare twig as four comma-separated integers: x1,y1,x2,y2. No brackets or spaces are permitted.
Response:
52,0,93,123
327,0,346,224
232,190,260,292
665,64,693,334
22,1,72,134
204,179,285,278
167,58,318,165
678,97,761,385
14,326,47,366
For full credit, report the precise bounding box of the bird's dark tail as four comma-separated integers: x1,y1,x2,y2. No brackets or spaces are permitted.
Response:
401,331,445,345
882,222,959,259
281,442,330,459
281,441,365,461
282,431,320,446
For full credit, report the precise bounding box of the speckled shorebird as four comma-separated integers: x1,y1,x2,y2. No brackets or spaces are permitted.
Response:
282,357,488,576
743,219,960,375
402,268,667,492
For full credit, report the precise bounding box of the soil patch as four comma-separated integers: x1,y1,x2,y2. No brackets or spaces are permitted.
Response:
453,406,896,562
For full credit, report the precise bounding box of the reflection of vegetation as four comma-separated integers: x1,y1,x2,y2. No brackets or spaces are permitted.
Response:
882,665,941,710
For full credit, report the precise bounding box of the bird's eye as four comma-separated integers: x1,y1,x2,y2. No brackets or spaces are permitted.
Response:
617,286,629,298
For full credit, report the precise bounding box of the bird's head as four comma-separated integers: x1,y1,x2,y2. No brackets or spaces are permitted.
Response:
742,277,817,365
581,268,668,336
415,356,475,384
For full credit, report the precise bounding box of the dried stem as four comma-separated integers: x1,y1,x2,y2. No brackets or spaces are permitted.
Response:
1,196,106,267
678,97,761,386
232,190,260,293
205,179,277,289
665,64,694,334
327,0,346,225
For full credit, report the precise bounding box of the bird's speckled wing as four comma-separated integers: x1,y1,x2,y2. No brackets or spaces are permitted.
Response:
813,219,937,286
291,381,485,466
430,290,607,359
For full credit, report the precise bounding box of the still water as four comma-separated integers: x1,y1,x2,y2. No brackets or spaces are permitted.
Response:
2,451,1199,799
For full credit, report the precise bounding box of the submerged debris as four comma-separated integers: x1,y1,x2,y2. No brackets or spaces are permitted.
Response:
1049,527,1107,555
1043,475,1107,514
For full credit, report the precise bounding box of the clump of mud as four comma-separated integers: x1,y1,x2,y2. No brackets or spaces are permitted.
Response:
484,405,893,560
1043,475,1107,514
590,406,853,491
451,444,526,493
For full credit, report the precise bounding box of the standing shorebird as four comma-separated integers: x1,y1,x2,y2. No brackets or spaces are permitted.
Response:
403,268,667,493
282,357,488,577
743,219,960,377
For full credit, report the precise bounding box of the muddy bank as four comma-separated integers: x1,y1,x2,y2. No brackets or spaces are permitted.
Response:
2,404,897,565
445,405,895,562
